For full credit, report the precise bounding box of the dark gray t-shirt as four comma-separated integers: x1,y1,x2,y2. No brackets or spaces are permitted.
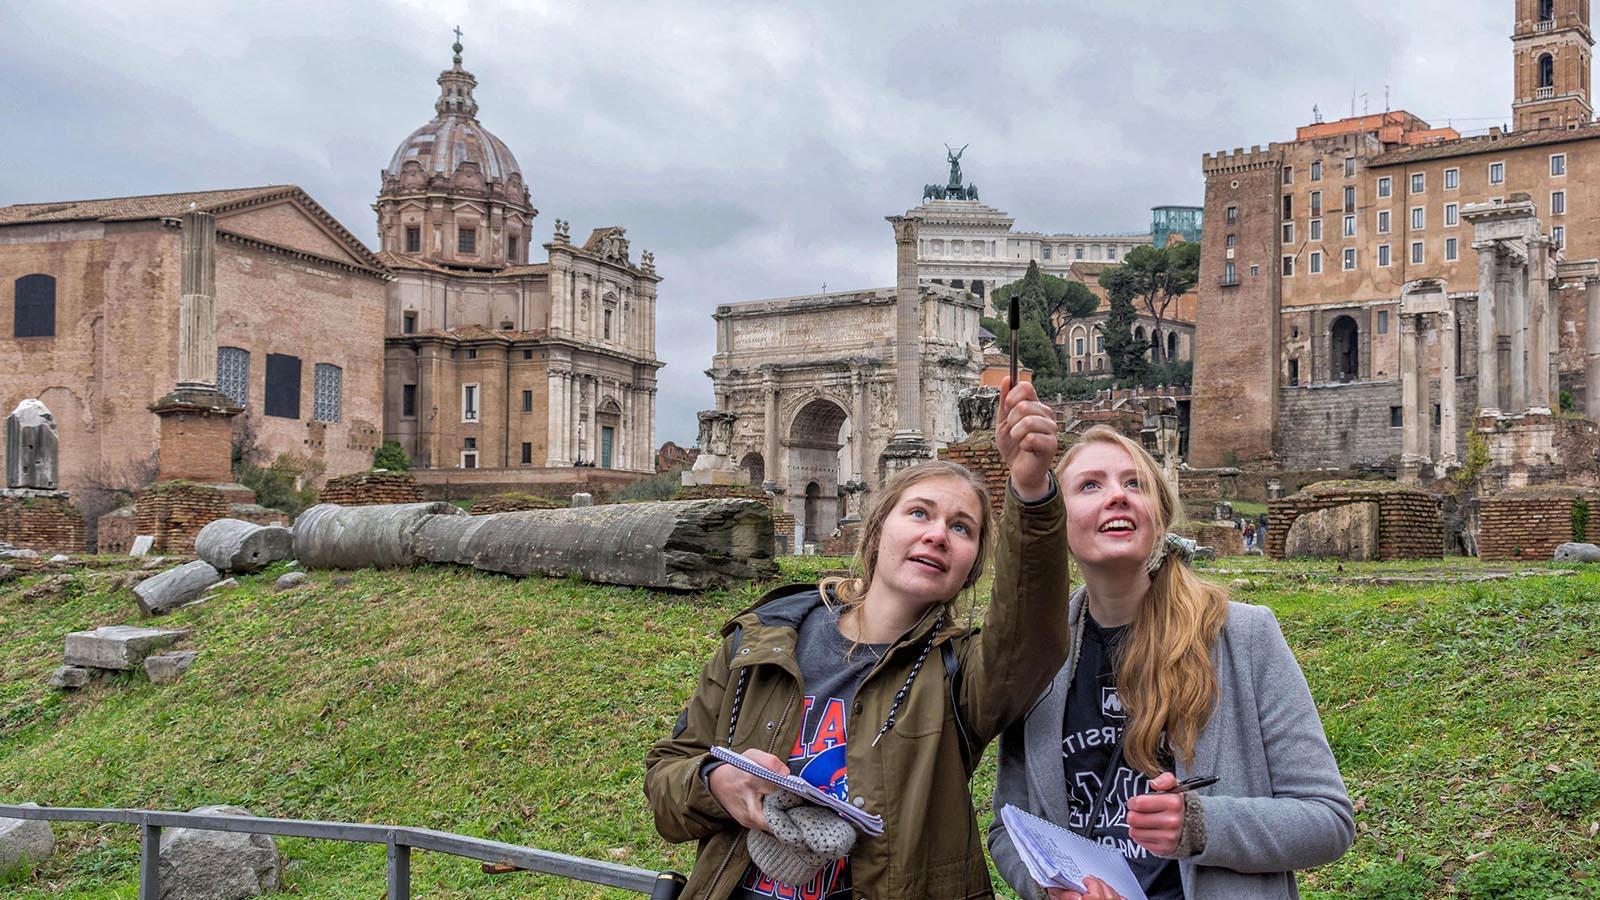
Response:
732,601,888,899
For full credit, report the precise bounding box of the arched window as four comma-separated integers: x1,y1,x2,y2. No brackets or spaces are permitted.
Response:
1539,53,1555,88
1540,0,1555,22
1167,331,1178,361
14,274,55,337
1330,315,1360,382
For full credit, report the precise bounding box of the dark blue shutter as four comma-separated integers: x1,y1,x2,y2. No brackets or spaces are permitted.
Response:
14,274,56,337
264,354,302,419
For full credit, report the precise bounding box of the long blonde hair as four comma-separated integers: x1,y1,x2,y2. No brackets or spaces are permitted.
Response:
819,460,993,638
1055,425,1228,776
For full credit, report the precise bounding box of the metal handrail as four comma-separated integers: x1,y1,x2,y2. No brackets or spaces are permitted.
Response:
0,804,685,899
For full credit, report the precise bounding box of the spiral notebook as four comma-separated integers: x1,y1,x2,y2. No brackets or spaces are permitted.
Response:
999,805,1148,900
708,745,885,836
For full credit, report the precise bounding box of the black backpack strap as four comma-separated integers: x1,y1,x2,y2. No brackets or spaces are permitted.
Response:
942,641,976,779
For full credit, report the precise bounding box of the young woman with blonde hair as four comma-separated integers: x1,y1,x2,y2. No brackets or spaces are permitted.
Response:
988,425,1353,900
648,379,1071,899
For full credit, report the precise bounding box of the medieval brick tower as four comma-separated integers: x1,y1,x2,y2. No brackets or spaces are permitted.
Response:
1513,0,1594,131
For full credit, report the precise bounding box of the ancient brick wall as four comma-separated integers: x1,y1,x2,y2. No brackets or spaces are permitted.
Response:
1477,486,1600,561
1267,482,1444,559
96,506,136,554
1276,378,1477,471
939,432,1072,520
468,493,564,514
0,494,87,553
1175,522,1245,557
130,482,232,553
317,471,426,506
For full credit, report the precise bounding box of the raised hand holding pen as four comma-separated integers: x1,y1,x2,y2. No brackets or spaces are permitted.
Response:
994,375,1056,502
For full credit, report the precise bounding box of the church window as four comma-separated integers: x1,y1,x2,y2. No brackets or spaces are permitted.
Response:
458,226,477,254
1378,310,1390,333
1075,360,1083,373
1489,161,1505,184
402,311,417,333
604,308,613,340
1552,190,1567,214
402,384,417,417
1410,173,1426,194
313,363,342,422
405,226,421,253
1551,153,1567,176
1446,238,1460,261
1377,177,1392,198
1445,167,1460,189
1107,245,1117,260
264,354,301,419
1311,160,1322,181
523,349,533,359
1075,245,1084,259
462,384,479,422
521,442,533,465
1539,53,1555,89
1075,336,1085,356
217,347,249,406
13,274,55,338
522,389,534,412
1540,0,1554,21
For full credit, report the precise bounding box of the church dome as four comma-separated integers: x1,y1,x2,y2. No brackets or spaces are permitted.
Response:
383,38,524,187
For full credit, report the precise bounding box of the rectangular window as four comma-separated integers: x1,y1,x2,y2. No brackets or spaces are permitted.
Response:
1344,157,1356,177
1411,172,1426,194
402,311,417,333
1227,205,1239,224
1411,241,1425,264
1311,160,1322,181
1282,255,1295,277
405,226,421,253
465,437,476,450
1378,310,1390,333
522,389,534,412
313,363,342,423
1411,207,1425,230
1226,234,1238,247
1552,153,1567,176
1075,245,1084,259
522,349,533,360
1283,165,1294,184
402,383,417,418
1445,203,1459,226
1310,191,1322,216
1309,251,1322,273
1096,335,1105,352
1309,218,1322,241
264,353,301,419
1390,406,1403,428
13,273,56,338
458,227,477,254
1378,210,1391,234
1107,246,1117,260
462,383,479,422
1042,245,1052,260
461,451,478,469
1282,222,1294,243
217,347,249,406
1343,215,1356,237
1224,260,1237,284
1281,196,1292,219
1344,186,1356,210
521,442,533,465
507,236,518,260
1343,248,1357,270
1378,177,1393,198
1378,244,1392,267
1552,190,1566,215
1444,167,1459,190
1554,225,1566,246
1288,358,1300,387
1489,161,1505,184
463,347,477,359
1446,237,1459,261
1074,337,1086,355
604,308,613,340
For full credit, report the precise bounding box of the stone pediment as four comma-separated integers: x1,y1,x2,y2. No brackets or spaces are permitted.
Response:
215,194,384,272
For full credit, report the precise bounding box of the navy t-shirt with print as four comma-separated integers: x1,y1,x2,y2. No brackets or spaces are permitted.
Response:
1060,614,1184,899
732,602,886,900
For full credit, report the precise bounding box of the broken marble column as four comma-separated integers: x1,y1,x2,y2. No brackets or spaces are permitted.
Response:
5,399,58,490
134,560,221,616
63,625,185,670
195,519,293,573
413,499,777,590
1438,307,1459,470
290,501,465,569
682,410,749,486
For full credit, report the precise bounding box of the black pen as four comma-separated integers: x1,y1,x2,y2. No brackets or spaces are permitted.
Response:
1166,775,1219,793
1007,295,1020,388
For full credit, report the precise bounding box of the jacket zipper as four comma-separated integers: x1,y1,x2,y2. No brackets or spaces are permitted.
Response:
702,667,799,899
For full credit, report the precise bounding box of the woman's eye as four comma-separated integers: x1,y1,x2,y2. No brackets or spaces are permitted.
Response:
1079,480,1099,491
908,507,927,518
1126,479,1141,490
951,522,970,535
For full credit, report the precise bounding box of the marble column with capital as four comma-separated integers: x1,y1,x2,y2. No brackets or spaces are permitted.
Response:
1474,242,1502,416
762,374,780,492
1508,259,1529,415
1399,312,1422,482
1526,238,1552,412
1438,307,1459,470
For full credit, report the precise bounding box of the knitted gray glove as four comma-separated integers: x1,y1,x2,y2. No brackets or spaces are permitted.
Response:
745,790,856,886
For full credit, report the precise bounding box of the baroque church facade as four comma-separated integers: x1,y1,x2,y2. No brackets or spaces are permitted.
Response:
376,39,662,485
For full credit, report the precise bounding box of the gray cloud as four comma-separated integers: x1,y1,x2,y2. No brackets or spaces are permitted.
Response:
2,0,1515,443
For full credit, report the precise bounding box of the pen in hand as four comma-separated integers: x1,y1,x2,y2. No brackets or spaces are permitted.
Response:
1164,775,1218,794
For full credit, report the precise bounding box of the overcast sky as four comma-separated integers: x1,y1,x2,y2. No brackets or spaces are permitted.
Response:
1,0,1522,444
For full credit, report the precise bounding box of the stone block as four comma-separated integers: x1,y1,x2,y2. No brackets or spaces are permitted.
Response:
6,399,59,490
195,519,293,573
0,802,56,875
130,535,155,556
157,805,280,900
145,651,198,684
47,665,93,689
63,625,185,670
273,572,307,592
0,564,13,583
571,492,594,507
48,554,70,563
1285,501,1380,561
0,548,39,560
134,560,221,616
1554,541,1600,561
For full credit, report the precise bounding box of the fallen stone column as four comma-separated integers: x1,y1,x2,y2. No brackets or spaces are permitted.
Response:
413,499,777,590
291,502,465,570
134,560,221,616
195,518,293,573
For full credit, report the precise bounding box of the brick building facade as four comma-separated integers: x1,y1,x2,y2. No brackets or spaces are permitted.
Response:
1192,0,1600,471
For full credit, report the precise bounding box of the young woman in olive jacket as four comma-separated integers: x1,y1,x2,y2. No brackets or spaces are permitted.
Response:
646,378,1070,899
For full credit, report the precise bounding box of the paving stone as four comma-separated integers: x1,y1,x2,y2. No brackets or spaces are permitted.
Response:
63,625,185,670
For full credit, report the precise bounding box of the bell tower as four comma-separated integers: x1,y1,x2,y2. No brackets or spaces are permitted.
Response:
1513,0,1594,130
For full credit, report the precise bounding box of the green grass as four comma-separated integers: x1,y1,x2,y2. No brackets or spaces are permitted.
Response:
2,555,1598,898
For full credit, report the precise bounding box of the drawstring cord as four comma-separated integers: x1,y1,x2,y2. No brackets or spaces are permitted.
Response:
871,614,944,748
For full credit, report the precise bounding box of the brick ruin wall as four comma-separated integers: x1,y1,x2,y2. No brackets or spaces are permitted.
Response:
1175,522,1245,557
1267,487,1444,560
468,494,565,514
0,495,87,554
318,471,426,507
1477,488,1600,561
939,432,1072,521
96,507,136,554
129,482,233,554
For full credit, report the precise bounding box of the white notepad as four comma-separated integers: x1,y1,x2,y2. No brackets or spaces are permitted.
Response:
999,805,1149,900
709,745,885,836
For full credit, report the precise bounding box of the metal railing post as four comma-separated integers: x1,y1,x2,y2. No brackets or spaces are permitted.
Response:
139,823,161,899
387,840,410,900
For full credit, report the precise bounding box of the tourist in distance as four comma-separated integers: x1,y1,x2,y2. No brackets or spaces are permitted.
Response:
988,425,1353,900
645,376,1069,899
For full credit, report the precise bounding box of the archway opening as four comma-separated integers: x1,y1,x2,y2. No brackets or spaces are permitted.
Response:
1540,53,1555,88
1331,315,1360,382
787,398,851,542
739,451,765,486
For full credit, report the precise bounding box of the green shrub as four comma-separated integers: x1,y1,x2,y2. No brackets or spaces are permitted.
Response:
373,440,410,472
1535,764,1600,816
613,470,681,502
1573,499,1591,544
236,453,322,517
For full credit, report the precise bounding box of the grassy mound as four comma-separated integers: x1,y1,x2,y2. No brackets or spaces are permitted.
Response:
2,556,1597,898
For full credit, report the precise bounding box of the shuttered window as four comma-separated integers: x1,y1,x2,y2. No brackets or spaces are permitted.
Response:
217,347,250,406
14,274,56,337
313,363,342,422
265,354,301,419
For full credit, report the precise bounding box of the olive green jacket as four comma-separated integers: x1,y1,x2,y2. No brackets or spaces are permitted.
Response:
644,486,1069,899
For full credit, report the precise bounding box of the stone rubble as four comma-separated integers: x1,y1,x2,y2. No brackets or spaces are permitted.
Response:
134,560,221,616
0,803,56,875
157,805,280,900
